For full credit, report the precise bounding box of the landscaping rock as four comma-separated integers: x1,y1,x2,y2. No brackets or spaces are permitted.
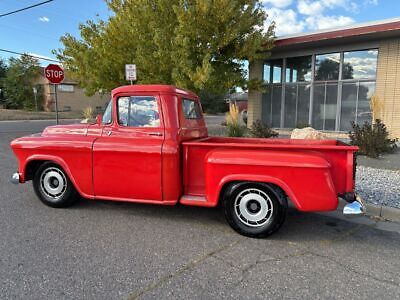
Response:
356,165,400,209
291,127,327,140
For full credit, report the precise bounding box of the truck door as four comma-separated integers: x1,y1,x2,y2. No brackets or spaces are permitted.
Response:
93,94,164,201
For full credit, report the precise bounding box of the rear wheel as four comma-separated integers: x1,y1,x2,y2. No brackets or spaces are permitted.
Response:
223,182,287,238
33,162,78,208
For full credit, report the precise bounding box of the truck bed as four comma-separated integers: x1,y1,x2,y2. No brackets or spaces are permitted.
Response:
181,137,357,209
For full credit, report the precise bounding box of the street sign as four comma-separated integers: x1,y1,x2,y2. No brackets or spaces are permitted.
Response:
44,64,64,125
45,64,64,84
125,64,136,82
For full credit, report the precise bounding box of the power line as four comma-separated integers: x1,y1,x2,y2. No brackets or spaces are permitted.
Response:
0,0,54,18
0,48,60,63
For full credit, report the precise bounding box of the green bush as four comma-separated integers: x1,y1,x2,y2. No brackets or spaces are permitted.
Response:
226,122,246,137
349,119,398,158
249,120,278,138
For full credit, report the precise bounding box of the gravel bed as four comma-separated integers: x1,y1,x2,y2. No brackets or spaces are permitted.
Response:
356,166,400,209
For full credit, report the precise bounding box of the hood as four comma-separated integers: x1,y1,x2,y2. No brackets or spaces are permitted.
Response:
42,123,90,136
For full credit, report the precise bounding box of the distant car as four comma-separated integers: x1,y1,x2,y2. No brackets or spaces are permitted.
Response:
10,85,365,238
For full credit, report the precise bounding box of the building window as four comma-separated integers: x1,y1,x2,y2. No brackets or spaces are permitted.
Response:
285,56,312,82
264,59,283,83
343,49,378,80
315,53,340,81
312,82,338,130
262,84,282,127
262,49,377,131
58,84,75,92
340,81,375,131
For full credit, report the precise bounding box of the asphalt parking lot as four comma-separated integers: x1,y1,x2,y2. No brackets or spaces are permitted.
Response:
1,120,400,299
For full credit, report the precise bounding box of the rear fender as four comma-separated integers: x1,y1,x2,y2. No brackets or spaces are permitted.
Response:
205,149,338,211
214,174,300,208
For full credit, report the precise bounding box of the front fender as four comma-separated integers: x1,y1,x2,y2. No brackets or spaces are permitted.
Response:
11,136,95,198
22,155,93,199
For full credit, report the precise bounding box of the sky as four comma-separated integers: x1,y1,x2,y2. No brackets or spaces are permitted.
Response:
263,0,400,35
0,0,399,65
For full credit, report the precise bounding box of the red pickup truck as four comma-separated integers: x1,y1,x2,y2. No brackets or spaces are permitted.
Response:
10,85,364,238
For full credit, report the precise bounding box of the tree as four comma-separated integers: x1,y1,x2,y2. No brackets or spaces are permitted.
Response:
0,58,7,106
315,60,353,81
55,0,274,96
3,55,43,110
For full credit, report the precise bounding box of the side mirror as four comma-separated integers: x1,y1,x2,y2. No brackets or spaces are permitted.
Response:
96,114,103,125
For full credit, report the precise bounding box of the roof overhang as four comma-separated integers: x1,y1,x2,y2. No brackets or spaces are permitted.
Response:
272,18,400,52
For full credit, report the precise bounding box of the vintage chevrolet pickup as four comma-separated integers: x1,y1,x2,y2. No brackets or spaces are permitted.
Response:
10,85,365,238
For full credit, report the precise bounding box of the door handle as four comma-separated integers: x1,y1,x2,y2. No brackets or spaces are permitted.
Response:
148,132,163,136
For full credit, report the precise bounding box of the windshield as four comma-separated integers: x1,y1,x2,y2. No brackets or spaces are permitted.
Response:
102,100,112,124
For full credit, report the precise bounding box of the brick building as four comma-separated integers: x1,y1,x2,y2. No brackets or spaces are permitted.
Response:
248,18,400,138
37,69,110,113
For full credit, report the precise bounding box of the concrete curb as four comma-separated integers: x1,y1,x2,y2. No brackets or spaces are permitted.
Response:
337,200,400,223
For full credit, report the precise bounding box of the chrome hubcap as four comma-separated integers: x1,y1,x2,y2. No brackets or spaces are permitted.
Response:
40,167,67,201
234,188,273,227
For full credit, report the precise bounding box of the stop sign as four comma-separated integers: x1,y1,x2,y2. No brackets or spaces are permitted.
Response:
45,64,64,84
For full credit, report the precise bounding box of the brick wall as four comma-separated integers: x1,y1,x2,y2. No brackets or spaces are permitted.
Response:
375,39,400,138
247,61,263,127
36,74,110,113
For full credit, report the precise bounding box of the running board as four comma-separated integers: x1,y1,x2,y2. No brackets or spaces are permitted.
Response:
180,195,214,207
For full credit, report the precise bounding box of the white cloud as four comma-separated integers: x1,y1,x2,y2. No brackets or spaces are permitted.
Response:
297,0,358,15
297,0,324,15
264,0,362,36
266,7,305,35
39,16,50,22
305,15,355,30
262,0,293,8
364,0,378,5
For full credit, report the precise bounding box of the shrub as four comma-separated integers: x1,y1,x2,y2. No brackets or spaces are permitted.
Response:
349,119,398,158
296,122,310,129
225,103,246,137
82,106,94,120
249,120,278,138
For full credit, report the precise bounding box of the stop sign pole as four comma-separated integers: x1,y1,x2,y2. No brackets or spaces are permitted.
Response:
45,64,65,124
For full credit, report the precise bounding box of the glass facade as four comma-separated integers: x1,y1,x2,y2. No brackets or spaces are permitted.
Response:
262,49,378,131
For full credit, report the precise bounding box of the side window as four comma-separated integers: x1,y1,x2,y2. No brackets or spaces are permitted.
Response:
182,98,202,119
118,96,160,127
102,100,112,124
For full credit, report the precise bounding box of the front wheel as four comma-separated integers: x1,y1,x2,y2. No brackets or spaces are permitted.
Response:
223,182,287,238
33,162,79,208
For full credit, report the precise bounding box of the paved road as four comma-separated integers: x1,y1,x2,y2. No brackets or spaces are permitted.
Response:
0,115,226,134
0,122,400,299
0,119,81,133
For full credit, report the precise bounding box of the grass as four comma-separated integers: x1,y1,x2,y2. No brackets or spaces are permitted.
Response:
0,109,83,121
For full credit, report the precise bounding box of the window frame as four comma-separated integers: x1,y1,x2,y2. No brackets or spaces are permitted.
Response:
101,100,113,125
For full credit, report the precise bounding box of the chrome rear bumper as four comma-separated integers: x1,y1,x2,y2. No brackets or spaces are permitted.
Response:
343,194,366,216
11,173,20,184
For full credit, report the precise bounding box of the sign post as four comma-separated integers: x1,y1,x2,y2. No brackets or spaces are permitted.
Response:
45,64,64,124
32,87,38,111
125,64,136,84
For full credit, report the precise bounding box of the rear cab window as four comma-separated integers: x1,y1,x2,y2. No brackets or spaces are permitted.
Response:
182,98,202,119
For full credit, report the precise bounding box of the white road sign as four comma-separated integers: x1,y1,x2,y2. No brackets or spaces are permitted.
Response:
125,64,137,81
